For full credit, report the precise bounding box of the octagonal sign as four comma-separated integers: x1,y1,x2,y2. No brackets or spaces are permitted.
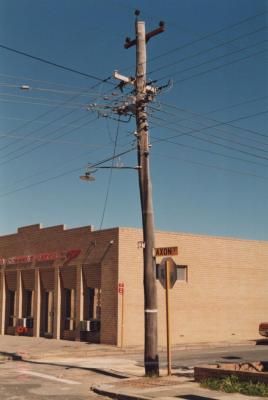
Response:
158,257,177,289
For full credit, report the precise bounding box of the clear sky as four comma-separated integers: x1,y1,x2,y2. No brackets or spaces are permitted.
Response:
0,0,267,240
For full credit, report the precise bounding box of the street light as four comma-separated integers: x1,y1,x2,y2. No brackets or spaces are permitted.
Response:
80,165,141,182
79,172,96,182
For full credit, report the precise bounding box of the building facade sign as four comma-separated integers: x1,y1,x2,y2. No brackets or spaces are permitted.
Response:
0,249,81,266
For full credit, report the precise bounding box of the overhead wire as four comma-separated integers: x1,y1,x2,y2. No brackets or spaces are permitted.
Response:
151,121,268,168
149,120,268,168
0,73,121,158
99,118,121,229
153,152,268,181
0,146,136,199
0,114,99,166
148,10,267,64
148,25,267,76
0,43,114,84
156,39,268,83
0,72,94,90
148,104,268,150
0,125,135,192
154,101,268,141
149,113,268,162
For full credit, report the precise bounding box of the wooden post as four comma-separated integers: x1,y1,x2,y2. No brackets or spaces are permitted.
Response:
121,288,124,348
33,267,40,337
0,267,6,334
135,18,159,378
165,258,172,376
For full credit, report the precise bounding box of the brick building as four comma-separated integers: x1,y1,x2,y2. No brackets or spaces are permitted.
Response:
0,223,267,346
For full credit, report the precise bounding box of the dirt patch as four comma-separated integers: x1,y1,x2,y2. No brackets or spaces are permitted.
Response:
112,376,180,389
195,362,268,385
215,362,267,372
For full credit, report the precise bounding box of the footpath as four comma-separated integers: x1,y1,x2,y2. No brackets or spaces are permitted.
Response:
0,335,266,400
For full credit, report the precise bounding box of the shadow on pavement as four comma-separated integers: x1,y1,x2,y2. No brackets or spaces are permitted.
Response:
256,339,268,345
0,351,22,361
0,350,128,379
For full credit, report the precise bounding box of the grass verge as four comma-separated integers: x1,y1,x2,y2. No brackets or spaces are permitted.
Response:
201,375,268,397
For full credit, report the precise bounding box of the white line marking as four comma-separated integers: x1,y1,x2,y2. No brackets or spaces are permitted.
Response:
18,370,80,385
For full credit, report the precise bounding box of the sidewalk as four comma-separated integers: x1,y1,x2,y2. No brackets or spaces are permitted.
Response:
0,336,266,400
0,334,255,360
92,375,267,400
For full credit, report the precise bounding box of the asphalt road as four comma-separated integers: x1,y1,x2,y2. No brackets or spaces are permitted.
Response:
167,343,268,368
0,359,113,400
145,343,268,369
0,342,267,399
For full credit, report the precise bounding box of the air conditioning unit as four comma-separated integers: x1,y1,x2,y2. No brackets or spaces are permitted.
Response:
17,317,33,328
80,320,92,332
80,320,100,332
65,319,75,330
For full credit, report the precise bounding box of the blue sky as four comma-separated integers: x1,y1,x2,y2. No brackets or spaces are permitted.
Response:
0,0,267,240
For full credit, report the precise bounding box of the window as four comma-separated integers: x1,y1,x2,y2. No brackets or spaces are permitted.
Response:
177,265,188,281
64,288,75,330
7,290,16,326
23,290,34,318
84,288,101,320
156,264,188,284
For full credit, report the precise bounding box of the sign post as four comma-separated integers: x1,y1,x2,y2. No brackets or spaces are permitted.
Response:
118,282,125,348
156,253,178,376
165,258,172,376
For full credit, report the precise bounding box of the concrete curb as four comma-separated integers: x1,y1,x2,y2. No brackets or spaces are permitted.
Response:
91,383,152,400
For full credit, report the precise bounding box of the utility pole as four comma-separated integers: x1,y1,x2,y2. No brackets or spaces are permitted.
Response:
124,11,165,377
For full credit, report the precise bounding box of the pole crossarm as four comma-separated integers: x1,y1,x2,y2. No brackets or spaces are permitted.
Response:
124,22,165,48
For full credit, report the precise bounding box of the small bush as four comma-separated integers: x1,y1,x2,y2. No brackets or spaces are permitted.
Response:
201,375,268,397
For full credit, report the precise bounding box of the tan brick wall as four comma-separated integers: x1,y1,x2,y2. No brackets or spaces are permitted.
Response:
1,224,267,347
118,228,268,347
0,224,119,345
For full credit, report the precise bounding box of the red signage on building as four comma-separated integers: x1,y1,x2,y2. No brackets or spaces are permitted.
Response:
118,282,124,295
5,255,34,265
36,252,58,262
0,248,81,266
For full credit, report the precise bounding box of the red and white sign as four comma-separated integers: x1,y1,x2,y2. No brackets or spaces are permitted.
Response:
36,252,58,262
118,282,124,295
5,255,34,265
0,248,81,266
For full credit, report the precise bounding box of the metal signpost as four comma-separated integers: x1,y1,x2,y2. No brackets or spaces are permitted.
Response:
118,282,125,348
156,250,178,376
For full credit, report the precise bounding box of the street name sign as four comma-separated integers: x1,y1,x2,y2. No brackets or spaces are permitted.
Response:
155,246,178,257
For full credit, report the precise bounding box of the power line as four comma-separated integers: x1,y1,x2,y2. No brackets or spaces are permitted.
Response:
149,10,267,64
148,104,268,150
0,86,100,152
0,92,87,108
201,95,268,116
157,101,268,141
154,152,268,181
0,146,136,199
0,75,118,156
0,82,108,96
149,113,268,162
0,131,106,147
149,119,268,168
0,72,92,90
0,43,114,84
99,118,121,229
157,39,268,83
149,25,267,76
0,130,134,192
0,114,99,166
150,108,268,152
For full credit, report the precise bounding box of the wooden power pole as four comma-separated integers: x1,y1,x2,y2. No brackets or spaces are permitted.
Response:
124,11,165,377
